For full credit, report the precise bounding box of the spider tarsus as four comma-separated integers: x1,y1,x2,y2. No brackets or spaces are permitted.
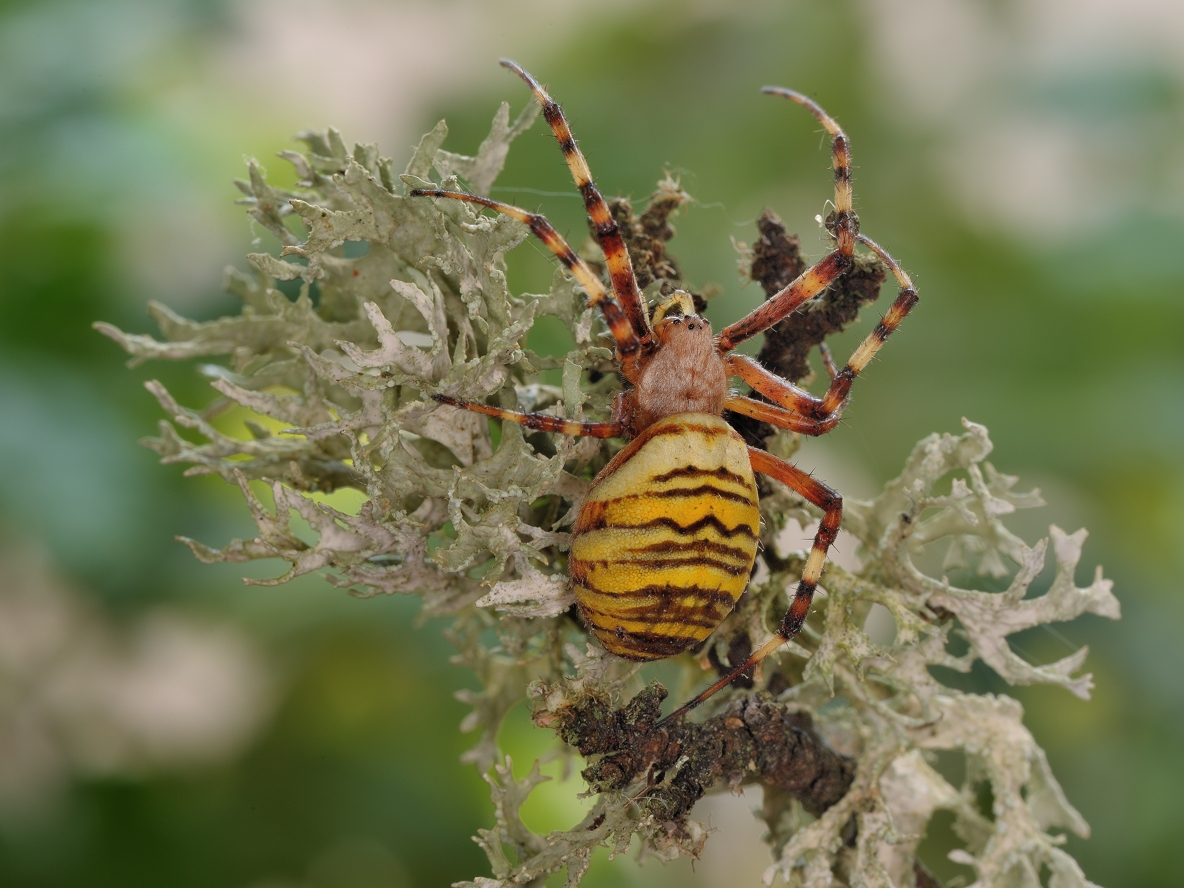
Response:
499,58,538,90
761,85,846,140
819,342,838,379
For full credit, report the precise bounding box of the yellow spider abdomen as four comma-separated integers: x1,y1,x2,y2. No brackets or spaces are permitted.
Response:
570,414,760,660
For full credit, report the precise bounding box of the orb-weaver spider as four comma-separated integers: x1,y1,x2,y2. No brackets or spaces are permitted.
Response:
414,60,918,724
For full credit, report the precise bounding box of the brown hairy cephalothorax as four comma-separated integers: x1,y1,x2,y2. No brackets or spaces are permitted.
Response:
627,309,728,431
413,60,918,724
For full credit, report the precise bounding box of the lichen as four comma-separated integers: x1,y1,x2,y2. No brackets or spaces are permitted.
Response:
98,103,1116,888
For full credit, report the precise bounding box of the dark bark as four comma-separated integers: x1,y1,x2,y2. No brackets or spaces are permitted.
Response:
540,681,944,887
541,681,853,822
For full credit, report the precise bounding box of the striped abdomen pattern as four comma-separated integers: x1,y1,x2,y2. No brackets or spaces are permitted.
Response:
570,414,760,660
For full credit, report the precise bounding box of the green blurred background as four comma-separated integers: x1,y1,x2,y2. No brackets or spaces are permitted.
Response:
1,0,1181,885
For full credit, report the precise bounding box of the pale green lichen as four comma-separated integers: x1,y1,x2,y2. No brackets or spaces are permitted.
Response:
98,103,1117,888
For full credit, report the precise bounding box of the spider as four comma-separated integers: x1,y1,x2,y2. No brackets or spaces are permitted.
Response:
413,60,918,724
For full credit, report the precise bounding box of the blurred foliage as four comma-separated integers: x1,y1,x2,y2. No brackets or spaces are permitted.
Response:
0,0,1181,886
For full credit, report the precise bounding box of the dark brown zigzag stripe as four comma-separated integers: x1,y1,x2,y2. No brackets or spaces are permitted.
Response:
642,422,729,443
582,594,732,621
575,582,737,610
585,555,748,576
649,464,751,488
579,514,757,540
604,628,702,659
580,604,725,630
611,485,755,507
626,539,753,561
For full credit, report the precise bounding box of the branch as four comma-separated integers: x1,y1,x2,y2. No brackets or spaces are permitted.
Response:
537,682,853,822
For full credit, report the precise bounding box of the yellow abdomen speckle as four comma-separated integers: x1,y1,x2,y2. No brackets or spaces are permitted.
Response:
570,414,760,660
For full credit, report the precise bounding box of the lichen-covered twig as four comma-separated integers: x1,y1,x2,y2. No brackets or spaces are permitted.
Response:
99,105,1116,888
538,681,854,821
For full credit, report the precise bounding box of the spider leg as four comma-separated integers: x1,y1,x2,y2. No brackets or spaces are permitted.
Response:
761,87,856,254
658,448,841,726
410,189,643,380
717,250,850,351
818,342,838,380
432,394,623,438
724,237,917,424
813,234,918,417
721,394,832,436
500,59,650,345
726,356,839,434
717,88,859,352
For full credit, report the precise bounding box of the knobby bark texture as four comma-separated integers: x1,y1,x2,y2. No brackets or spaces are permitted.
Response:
544,682,853,821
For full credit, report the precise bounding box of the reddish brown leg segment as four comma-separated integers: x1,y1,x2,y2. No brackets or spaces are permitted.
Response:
726,355,841,434
721,394,833,436
658,448,842,726
432,395,624,438
749,448,843,636
409,189,643,379
500,59,651,345
717,251,850,351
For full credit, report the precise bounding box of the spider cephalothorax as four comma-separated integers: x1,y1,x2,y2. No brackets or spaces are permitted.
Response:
416,60,918,724
622,304,728,434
